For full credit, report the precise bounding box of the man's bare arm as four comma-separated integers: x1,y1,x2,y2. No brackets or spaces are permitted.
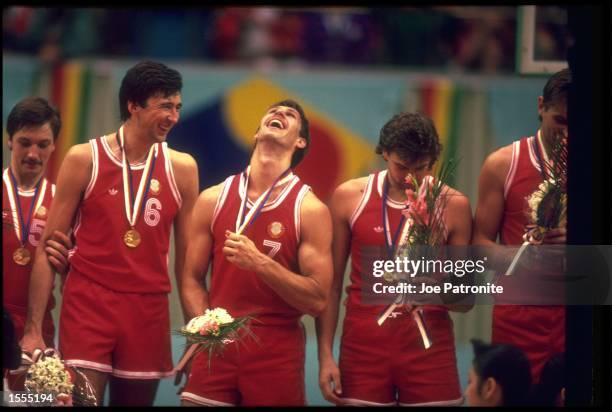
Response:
471,146,516,271
315,179,363,404
22,144,91,351
179,185,220,320
170,150,199,322
444,189,474,312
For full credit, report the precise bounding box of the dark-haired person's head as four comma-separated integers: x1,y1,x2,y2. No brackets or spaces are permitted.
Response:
6,97,61,182
538,68,571,141
118,61,183,142
254,99,310,169
465,339,532,407
532,353,565,406
376,112,442,189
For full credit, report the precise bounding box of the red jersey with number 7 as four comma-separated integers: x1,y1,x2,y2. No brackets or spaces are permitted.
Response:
209,172,311,325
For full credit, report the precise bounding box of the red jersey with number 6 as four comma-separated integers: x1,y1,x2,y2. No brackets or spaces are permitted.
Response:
209,172,311,325
3,168,56,315
68,137,181,293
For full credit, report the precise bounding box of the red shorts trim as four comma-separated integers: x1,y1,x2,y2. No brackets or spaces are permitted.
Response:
181,322,306,406
339,308,461,405
59,273,173,379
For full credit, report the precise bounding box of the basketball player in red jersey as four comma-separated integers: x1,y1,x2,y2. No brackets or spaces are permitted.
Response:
20,61,199,406
472,68,570,383
178,99,333,406
3,97,72,389
317,112,472,406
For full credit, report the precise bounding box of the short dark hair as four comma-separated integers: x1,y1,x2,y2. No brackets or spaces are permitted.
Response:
7,97,61,141
119,60,182,121
471,339,532,407
375,112,442,168
269,99,310,168
532,353,564,406
542,68,572,110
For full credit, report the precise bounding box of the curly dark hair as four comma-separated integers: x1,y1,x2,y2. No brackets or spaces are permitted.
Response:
375,112,442,168
268,99,310,168
7,97,61,141
119,60,182,121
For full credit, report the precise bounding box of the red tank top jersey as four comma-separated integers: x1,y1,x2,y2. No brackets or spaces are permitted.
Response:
69,137,181,293
494,133,565,379
209,172,311,325
3,168,56,314
347,170,447,315
501,135,546,245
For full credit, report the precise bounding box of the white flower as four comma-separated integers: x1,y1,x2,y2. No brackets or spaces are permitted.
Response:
25,355,73,396
208,308,234,325
183,308,235,333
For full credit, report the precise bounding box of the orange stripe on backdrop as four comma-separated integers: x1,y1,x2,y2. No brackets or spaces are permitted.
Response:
48,62,83,182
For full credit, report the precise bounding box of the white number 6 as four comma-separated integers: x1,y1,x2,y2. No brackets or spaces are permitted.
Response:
144,198,162,227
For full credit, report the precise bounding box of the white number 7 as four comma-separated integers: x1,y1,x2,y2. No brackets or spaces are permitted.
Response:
263,239,281,259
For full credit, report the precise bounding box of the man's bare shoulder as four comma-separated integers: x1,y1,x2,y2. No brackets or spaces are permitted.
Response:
332,176,369,200
442,186,471,212
300,190,332,236
301,190,330,215
196,181,225,206
63,142,92,164
168,148,198,173
484,144,513,171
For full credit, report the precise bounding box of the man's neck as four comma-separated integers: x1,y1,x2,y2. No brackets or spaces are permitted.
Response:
248,146,292,196
9,163,42,191
384,170,407,202
120,121,155,164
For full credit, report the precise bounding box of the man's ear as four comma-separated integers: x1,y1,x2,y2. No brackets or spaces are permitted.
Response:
537,95,545,116
127,100,140,116
7,138,13,150
482,377,497,399
296,137,306,149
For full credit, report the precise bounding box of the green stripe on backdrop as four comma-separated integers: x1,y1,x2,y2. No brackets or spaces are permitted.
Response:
443,85,462,188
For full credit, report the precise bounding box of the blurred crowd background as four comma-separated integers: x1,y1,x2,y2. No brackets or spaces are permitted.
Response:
3,6,571,73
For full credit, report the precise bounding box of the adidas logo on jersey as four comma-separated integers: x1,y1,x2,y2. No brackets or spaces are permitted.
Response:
108,188,118,196
373,226,384,233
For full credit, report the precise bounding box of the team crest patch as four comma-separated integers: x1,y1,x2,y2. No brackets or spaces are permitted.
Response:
35,206,47,218
267,221,285,239
150,179,161,195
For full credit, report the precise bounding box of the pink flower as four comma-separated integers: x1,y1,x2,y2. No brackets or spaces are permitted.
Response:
198,320,220,336
403,175,434,224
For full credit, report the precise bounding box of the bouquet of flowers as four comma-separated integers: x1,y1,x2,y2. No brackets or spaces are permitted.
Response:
19,348,98,406
24,352,74,406
505,135,567,276
174,308,255,372
377,159,458,349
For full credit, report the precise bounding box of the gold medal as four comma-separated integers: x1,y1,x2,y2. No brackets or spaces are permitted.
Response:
13,247,31,266
35,205,47,218
149,179,161,195
123,228,141,248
